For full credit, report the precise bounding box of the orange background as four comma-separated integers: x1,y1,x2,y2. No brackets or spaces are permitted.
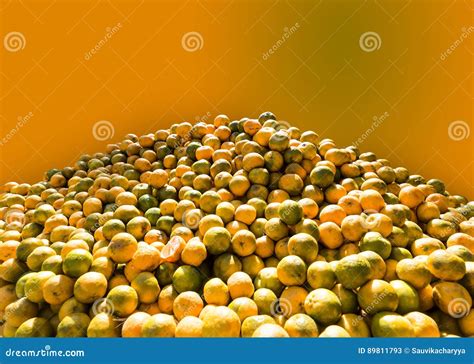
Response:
0,0,472,199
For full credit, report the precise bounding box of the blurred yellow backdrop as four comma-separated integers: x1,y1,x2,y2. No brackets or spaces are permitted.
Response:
0,0,472,198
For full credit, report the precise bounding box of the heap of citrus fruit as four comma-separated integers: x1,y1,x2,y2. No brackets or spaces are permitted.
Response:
0,112,473,338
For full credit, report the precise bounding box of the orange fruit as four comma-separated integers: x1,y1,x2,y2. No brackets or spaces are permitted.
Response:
106,285,139,317
287,233,319,264
304,288,342,325
399,186,425,209
173,291,204,320
175,316,203,337
337,195,362,215
231,230,257,257
131,272,161,304
122,312,150,337
404,312,440,337
227,271,254,299
318,222,344,249
416,202,440,223
252,323,289,337
87,313,121,337
284,313,318,337
276,255,307,286
359,189,385,212
447,233,474,253
319,205,346,226
228,297,258,321
57,313,91,337
201,306,240,337
74,271,108,304
108,232,138,264
142,314,176,337
341,215,368,242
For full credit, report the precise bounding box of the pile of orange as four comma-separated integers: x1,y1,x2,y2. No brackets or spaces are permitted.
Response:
0,112,473,337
